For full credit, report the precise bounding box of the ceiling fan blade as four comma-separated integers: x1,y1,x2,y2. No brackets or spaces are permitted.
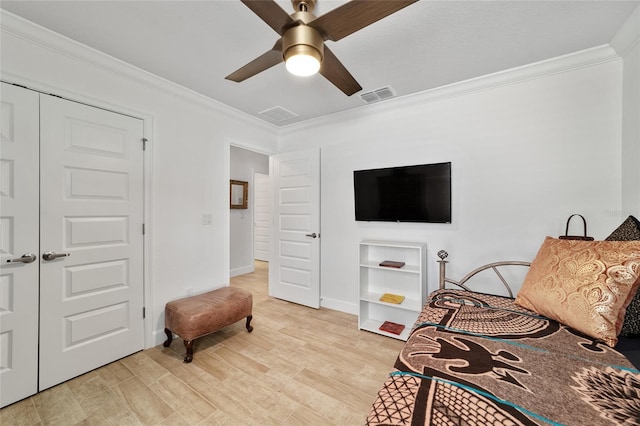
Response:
309,0,418,41
241,0,294,36
319,46,362,96
225,39,284,82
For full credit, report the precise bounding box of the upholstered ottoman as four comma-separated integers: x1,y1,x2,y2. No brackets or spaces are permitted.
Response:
163,287,253,363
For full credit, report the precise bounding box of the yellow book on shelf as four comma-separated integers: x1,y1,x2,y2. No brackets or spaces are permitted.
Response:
379,293,405,304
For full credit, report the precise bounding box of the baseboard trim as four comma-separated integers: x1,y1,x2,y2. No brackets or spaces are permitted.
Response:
321,297,358,316
230,265,255,278
151,328,168,348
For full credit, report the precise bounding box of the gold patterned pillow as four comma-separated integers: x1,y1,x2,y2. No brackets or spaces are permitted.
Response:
515,237,640,347
606,215,640,336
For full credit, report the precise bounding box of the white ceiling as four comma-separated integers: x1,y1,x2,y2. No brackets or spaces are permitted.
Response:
2,0,638,126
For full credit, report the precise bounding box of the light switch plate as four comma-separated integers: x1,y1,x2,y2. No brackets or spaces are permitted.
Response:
202,213,213,225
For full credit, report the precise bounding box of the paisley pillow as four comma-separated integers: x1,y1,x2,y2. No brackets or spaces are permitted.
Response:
605,215,640,336
515,237,640,347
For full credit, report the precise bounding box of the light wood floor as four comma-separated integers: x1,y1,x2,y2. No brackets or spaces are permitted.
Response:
1,261,404,425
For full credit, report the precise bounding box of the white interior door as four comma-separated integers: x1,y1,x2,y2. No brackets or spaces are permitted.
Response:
0,83,40,407
38,95,144,390
269,149,320,308
254,172,270,262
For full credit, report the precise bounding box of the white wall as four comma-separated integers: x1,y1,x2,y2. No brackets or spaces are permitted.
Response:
0,11,278,346
279,49,629,314
230,146,269,276
613,5,640,216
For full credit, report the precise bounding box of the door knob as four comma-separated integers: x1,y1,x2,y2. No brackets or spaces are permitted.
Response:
42,251,71,261
305,233,318,238
6,253,37,264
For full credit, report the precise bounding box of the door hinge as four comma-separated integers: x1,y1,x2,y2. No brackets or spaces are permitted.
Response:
143,307,146,319
142,223,145,235
142,138,148,151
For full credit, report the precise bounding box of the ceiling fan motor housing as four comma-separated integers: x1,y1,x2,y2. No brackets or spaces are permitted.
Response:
282,24,324,65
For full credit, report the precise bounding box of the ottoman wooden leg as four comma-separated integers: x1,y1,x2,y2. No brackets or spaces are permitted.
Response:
246,315,254,332
183,340,193,363
163,328,173,347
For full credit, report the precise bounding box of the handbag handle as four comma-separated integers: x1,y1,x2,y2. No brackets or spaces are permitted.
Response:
565,214,588,236
560,214,594,240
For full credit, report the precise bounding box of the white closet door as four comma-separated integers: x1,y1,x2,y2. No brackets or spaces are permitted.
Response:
38,95,145,390
0,83,40,407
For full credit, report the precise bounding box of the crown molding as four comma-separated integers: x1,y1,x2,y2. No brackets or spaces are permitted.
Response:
279,43,621,137
0,10,278,135
611,4,640,57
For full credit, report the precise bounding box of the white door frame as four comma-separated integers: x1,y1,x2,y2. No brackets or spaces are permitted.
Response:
1,78,155,349
225,141,276,284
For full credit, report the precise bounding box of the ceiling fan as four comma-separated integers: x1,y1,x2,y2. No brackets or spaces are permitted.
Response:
225,0,418,96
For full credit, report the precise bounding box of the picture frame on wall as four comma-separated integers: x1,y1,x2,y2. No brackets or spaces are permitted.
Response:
230,180,248,209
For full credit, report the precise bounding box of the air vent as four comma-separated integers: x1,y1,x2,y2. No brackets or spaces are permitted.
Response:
359,86,397,104
259,106,298,122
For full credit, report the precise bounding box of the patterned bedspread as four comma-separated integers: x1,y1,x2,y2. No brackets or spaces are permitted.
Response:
367,289,640,425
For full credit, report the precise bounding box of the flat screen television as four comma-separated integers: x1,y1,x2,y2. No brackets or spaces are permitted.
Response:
353,162,451,223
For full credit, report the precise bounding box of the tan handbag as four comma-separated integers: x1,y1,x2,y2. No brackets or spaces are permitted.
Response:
559,214,594,241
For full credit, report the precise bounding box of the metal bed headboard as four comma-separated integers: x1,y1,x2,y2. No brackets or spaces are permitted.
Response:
436,250,531,298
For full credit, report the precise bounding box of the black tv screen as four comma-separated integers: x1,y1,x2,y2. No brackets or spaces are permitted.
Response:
353,162,451,223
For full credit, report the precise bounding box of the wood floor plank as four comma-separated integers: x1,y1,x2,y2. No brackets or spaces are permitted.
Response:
186,376,280,424
66,375,131,422
103,409,145,426
205,345,270,376
158,412,190,425
119,351,171,386
117,377,174,424
82,415,120,426
237,344,304,378
32,383,86,425
219,370,300,420
95,359,135,388
264,369,358,424
148,374,217,423
145,346,220,385
0,399,41,425
190,349,239,381
294,367,375,411
286,404,333,425
199,410,243,425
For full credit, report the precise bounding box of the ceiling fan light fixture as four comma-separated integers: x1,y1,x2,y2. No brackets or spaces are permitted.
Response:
282,24,324,77
285,45,322,76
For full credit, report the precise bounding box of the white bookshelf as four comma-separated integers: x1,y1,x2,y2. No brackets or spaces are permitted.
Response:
358,240,427,340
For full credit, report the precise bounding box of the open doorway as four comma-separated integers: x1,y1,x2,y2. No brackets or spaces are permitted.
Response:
229,145,270,278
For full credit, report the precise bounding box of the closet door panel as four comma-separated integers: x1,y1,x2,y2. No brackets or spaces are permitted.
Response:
38,95,144,390
0,83,40,407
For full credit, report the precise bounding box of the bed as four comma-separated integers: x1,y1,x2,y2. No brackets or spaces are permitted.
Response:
366,232,640,425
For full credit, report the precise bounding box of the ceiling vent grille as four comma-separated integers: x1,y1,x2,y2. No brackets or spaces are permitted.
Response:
359,86,396,104
259,106,298,122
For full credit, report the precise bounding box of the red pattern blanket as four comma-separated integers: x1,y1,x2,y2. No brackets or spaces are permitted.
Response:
367,289,640,425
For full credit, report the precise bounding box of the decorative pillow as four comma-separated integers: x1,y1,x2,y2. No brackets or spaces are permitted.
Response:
515,237,640,347
606,215,640,336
